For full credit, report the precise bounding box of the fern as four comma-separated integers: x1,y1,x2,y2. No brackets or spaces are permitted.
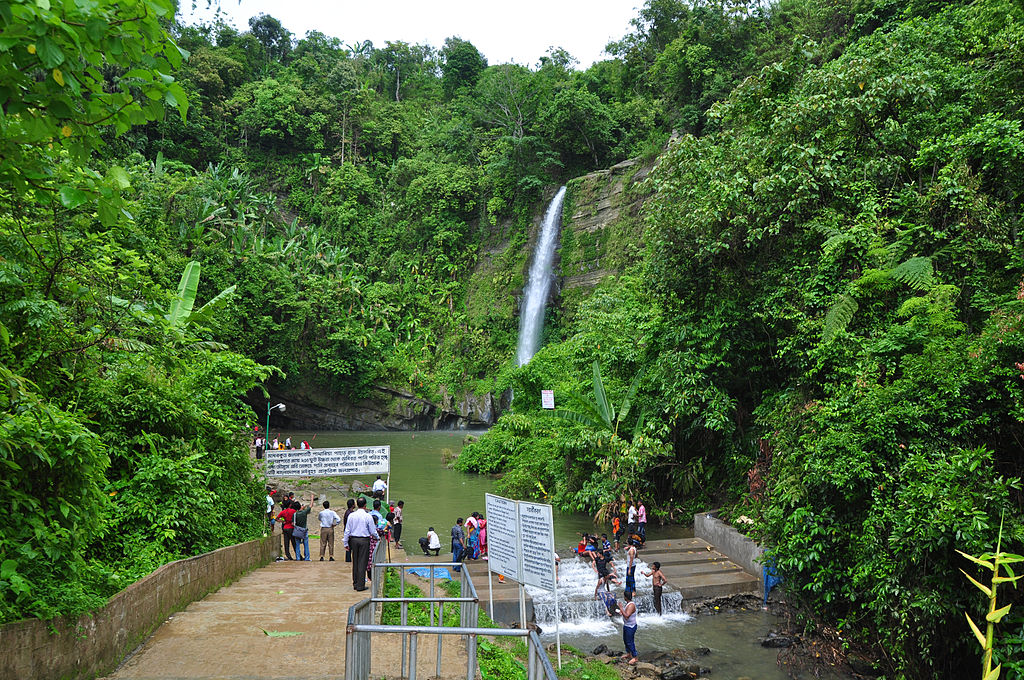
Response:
823,294,859,342
891,256,934,290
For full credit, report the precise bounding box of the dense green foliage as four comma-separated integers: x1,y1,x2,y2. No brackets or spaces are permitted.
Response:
455,0,1024,676
0,0,272,624
3,0,1024,676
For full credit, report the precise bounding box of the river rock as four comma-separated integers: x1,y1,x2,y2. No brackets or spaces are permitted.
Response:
634,662,660,678
661,665,702,680
759,632,794,648
592,643,609,656
847,654,881,676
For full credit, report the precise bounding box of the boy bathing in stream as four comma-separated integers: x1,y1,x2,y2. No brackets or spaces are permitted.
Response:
643,561,670,615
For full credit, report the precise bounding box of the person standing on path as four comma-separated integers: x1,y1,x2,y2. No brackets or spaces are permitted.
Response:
265,489,276,533
343,497,375,591
612,515,624,550
343,499,356,562
451,518,466,572
372,475,387,499
293,496,313,561
637,501,647,542
318,500,341,561
621,590,639,665
393,500,404,549
276,501,297,560
643,561,670,615
624,542,637,598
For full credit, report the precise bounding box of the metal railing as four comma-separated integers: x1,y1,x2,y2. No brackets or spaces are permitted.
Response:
346,553,557,680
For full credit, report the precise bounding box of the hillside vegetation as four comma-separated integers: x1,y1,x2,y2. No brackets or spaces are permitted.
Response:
2,0,1023,676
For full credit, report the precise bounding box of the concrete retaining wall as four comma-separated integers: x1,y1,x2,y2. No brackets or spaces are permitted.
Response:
694,512,764,586
0,534,280,680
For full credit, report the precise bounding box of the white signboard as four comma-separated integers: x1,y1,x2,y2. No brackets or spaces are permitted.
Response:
265,446,390,477
485,493,521,582
541,390,555,409
518,501,556,591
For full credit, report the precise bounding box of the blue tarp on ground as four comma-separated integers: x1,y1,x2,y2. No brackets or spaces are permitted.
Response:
406,567,452,580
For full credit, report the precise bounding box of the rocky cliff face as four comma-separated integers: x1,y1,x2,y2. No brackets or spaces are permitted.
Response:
558,158,653,319
257,383,513,432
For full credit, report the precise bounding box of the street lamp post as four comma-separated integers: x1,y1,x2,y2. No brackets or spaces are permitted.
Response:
266,402,286,446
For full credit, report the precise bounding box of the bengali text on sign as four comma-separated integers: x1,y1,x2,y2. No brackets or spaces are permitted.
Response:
485,493,521,581
265,446,390,477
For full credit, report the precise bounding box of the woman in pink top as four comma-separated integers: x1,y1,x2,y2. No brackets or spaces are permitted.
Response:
637,502,647,542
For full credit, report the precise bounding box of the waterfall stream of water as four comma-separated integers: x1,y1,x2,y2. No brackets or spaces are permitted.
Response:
516,186,567,366
527,551,690,636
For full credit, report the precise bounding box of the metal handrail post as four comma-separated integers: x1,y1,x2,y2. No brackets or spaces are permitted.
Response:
466,633,477,680
437,601,444,677
408,630,418,680
401,568,407,679
429,569,435,626
531,631,558,680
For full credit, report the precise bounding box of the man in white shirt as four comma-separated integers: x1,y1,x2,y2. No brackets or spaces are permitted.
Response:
318,500,341,561
627,500,639,538
372,475,387,499
343,497,377,591
265,490,276,532
419,527,441,556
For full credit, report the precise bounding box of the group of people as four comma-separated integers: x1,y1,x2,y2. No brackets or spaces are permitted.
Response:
265,486,406,592
253,430,315,459
610,499,648,549
581,506,667,666
444,512,487,569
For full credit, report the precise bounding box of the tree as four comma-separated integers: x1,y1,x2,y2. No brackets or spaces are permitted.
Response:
248,13,292,63
542,85,617,168
440,37,487,99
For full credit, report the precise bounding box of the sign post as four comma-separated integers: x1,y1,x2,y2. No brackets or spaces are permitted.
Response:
518,501,560,669
484,493,520,620
485,493,560,669
541,390,555,409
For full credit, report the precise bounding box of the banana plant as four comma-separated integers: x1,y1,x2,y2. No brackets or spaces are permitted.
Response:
550,361,646,441
164,261,236,349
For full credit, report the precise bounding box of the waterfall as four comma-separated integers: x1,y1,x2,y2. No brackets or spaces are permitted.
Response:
527,552,691,636
516,186,567,366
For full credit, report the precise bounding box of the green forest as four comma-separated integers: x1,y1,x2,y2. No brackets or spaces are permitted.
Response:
2,0,1024,676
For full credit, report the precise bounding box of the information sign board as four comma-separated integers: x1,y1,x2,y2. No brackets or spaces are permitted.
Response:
484,493,521,581
265,446,390,477
541,390,555,409
518,501,556,591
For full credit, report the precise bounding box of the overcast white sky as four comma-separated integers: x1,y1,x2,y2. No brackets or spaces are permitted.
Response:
178,1,643,68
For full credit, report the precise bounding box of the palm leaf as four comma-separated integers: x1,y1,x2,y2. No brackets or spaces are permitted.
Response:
891,256,934,291
617,367,646,429
168,261,201,327
549,409,604,431
187,285,237,326
823,294,858,342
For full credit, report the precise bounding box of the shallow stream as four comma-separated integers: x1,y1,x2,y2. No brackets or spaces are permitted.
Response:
277,430,797,679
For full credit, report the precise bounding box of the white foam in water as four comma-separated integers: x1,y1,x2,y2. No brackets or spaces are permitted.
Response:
526,551,692,632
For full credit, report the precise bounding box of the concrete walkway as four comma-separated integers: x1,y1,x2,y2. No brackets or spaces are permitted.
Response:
101,537,472,680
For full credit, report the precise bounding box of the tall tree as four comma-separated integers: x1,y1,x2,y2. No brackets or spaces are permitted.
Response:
440,37,487,99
